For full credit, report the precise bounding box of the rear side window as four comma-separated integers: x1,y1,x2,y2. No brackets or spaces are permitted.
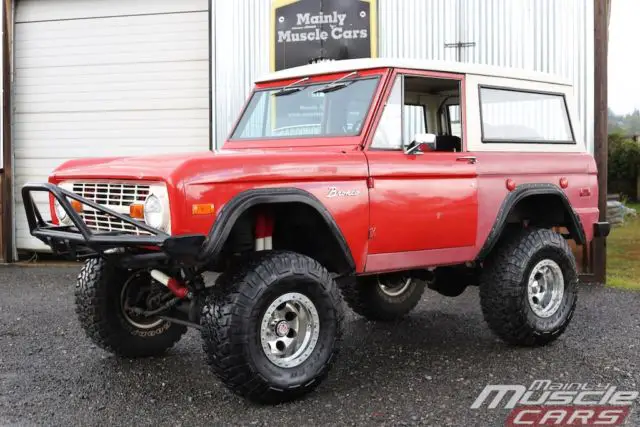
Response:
479,87,574,144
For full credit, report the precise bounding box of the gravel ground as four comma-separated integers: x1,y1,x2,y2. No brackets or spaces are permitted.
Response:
1,265,639,426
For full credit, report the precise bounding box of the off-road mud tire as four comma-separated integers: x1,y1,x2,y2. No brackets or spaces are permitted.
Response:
200,251,343,404
75,258,187,358
479,228,578,346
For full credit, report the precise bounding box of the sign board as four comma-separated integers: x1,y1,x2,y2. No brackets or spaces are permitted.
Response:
271,0,378,71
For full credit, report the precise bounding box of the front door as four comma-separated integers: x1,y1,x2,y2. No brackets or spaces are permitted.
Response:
364,71,478,272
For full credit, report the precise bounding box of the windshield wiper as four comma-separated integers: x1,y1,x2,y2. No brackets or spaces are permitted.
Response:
312,71,359,94
273,77,311,97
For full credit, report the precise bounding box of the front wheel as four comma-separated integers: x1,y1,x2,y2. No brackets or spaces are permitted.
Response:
75,258,187,358
200,251,343,404
479,228,578,346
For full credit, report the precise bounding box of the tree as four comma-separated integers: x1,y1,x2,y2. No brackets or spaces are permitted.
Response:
608,108,640,135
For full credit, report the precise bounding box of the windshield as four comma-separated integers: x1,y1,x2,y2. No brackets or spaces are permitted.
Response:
230,77,380,140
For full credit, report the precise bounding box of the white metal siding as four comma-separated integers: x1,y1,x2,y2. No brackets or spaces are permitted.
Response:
379,0,594,153
13,0,210,251
213,0,270,146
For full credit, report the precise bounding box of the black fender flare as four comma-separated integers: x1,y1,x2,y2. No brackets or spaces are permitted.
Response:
198,187,355,271
476,183,586,261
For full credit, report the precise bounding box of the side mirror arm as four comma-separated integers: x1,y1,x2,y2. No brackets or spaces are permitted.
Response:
404,143,424,155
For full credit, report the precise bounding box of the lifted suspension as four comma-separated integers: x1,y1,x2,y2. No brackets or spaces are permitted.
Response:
255,211,274,251
150,269,191,299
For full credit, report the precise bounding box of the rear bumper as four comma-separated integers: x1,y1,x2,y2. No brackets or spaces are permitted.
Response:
593,221,611,238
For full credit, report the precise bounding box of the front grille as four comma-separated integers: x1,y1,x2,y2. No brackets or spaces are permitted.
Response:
72,182,150,206
71,182,151,235
80,208,150,235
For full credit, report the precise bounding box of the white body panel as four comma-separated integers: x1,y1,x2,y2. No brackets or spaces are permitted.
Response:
465,75,585,153
257,57,572,86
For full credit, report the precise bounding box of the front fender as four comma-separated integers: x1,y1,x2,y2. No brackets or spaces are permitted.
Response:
198,187,357,272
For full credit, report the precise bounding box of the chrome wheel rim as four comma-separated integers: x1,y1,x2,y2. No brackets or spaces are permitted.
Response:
379,277,412,297
527,259,565,318
120,271,164,329
260,292,320,368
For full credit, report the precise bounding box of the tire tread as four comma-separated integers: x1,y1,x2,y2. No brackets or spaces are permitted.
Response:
75,258,187,358
479,228,578,346
200,251,344,403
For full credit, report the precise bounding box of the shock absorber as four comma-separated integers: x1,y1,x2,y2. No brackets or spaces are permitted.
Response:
150,270,190,299
255,211,274,251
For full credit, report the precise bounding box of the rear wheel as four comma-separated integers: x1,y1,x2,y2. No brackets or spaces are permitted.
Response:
75,258,187,358
479,228,578,346
200,251,343,403
340,273,427,321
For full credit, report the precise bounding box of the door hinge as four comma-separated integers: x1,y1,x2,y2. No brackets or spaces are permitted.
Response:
368,227,376,239
367,177,375,189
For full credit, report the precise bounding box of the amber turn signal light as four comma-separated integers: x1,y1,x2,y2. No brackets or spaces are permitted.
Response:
192,203,215,216
70,199,83,213
129,203,144,219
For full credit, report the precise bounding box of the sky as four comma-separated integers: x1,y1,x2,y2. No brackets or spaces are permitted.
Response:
608,0,640,115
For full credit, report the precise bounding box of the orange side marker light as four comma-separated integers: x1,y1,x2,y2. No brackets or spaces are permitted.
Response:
192,203,215,216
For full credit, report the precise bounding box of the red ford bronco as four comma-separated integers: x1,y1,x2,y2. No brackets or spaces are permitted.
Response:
23,58,610,404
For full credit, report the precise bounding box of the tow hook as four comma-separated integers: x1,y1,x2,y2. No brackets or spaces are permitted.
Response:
150,270,191,299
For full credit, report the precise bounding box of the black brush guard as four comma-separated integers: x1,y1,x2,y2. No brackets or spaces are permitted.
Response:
22,183,206,266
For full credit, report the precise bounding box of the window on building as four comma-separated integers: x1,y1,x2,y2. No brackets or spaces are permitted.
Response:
479,87,574,143
448,105,462,138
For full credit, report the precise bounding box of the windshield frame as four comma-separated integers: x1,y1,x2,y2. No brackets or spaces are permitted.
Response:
225,68,389,148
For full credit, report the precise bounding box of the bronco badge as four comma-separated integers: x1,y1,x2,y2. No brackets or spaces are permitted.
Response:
327,186,361,198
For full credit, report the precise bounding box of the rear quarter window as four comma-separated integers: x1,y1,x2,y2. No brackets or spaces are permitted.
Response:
479,87,574,144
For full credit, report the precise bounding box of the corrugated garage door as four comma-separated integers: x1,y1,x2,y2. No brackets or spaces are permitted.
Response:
13,0,210,252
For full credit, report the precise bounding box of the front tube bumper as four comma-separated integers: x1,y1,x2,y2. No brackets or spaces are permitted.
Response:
21,182,169,258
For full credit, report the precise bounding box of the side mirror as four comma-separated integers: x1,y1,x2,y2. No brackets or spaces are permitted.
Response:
404,133,436,155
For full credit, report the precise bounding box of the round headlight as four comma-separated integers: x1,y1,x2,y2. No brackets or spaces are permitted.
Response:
144,194,165,229
54,199,69,224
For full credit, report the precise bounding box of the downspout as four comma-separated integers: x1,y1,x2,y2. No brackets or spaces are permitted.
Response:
1,0,13,262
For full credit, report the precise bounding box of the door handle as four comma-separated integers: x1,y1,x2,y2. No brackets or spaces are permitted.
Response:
456,156,477,164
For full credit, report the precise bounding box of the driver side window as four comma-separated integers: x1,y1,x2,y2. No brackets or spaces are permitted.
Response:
371,74,464,152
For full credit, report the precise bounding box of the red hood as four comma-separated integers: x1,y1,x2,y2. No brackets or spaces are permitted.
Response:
51,152,214,184
50,148,368,187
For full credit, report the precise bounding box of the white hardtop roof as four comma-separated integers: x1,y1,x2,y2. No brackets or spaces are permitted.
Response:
256,57,572,86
